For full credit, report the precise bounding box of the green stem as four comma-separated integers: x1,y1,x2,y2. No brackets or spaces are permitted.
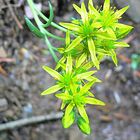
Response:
45,36,59,62
42,1,54,28
32,2,76,38
27,0,42,29
51,46,58,51
27,0,58,63
42,28,65,41
34,7,67,32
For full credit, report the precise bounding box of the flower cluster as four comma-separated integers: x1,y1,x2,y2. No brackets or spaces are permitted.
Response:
42,54,104,134
42,0,133,134
60,0,133,69
26,0,133,135
41,0,133,134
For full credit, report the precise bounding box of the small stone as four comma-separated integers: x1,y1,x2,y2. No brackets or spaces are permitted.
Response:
5,110,14,118
113,91,121,104
0,98,8,112
114,65,123,72
105,69,112,80
22,103,33,117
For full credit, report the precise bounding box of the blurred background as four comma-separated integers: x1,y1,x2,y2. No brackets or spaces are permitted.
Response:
0,0,140,140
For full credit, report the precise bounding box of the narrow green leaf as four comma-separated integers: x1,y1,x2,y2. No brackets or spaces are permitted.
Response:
77,71,97,80
62,110,75,128
88,0,94,13
66,55,72,74
81,2,88,23
65,36,84,52
103,0,110,12
55,93,72,100
96,48,109,54
59,22,81,33
85,76,101,83
91,22,102,28
73,4,82,15
24,16,44,38
65,102,75,117
88,4,100,17
76,53,87,68
71,19,80,25
114,42,129,47
115,23,133,30
77,117,91,135
55,57,66,70
41,84,63,95
96,31,116,40
82,62,93,70
87,91,95,97
115,23,133,39
77,105,89,123
97,53,104,62
85,97,105,106
106,28,116,39
42,1,54,27
88,38,99,69
109,50,118,65
42,66,63,80
70,83,79,95
115,6,129,19
80,81,95,96
81,2,87,14
66,31,70,46
61,100,67,110
58,48,65,54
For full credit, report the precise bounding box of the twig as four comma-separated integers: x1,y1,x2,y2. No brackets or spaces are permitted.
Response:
117,54,131,64
134,71,140,77
1,4,21,10
5,0,23,30
0,112,63,131
123,33,137,44
0,65,7,76
0,58,16,63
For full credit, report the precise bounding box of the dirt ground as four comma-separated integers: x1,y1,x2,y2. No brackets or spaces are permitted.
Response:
0,0,140,140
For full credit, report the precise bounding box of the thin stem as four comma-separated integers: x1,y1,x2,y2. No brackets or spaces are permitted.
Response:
27,0,42,29
34,7,67,32
52,47,58,51
32,2,76,37
42,28,65,41
45,36,59,62
27,0,58,63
